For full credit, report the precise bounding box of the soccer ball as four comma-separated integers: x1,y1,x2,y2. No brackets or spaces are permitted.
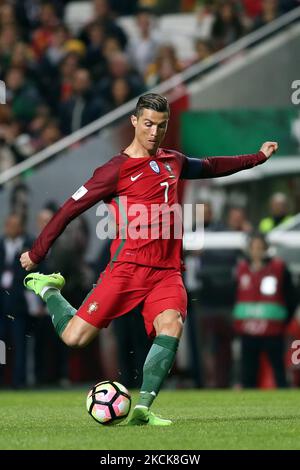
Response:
86,380,131,425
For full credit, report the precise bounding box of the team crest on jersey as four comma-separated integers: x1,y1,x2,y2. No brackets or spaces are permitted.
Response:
164,163,174,175
87,302,98,314
149,160,160,174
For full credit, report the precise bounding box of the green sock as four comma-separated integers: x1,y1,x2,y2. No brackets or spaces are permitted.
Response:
44,289,77,337
137,334,179,409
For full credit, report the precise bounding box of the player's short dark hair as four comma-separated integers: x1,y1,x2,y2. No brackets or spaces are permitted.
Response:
134,93,170,118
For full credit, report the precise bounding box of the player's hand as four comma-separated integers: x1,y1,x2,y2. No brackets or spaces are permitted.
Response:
260,141,279,159
20,251,37,271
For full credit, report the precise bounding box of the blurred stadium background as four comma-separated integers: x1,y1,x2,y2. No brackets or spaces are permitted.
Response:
0,0,300,393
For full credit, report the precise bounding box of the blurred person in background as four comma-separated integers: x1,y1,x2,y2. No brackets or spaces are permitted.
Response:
113,307,151,389
226,206,253,233
7,42,37,83
0,213,33,388
105,77,135,110
101,36,123,61
145,44,183,88
259,192,293,234
195,0,216,40
27,104,51,140
195,200,225,231
191,38,214,65
184,200,225,387
252,0,280,30
5,66,42,124
45,214,100,384
30,2,61,59
32,204,69,386
9,183,30,223
78,0,128,50
0,119,31,173
0,24,19,72
53,52,81,106
36,204,98,385
14,0,65,41
59,68,106,135
83,22,106,82
242,0,263,19
233,233,298,388
127,7,160,77
0,3,19,30
97,51,145,99
211,0,244,50
37,119,62,151
43,24,70,68
195,202,238,387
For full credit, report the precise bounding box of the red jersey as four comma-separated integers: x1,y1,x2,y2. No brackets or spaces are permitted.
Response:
29,148,267,269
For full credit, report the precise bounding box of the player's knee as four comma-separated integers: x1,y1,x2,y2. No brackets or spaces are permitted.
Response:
61,316,98,348
155,310,183,337
62,329,87,348
165,318,183,337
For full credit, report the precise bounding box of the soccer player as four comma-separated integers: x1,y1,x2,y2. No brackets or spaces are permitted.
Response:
20,93,278,425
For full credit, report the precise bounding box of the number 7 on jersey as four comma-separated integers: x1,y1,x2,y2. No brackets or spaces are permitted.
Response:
160,182,169,203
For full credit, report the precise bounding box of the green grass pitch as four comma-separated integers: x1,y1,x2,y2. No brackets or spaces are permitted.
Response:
1,389,300,450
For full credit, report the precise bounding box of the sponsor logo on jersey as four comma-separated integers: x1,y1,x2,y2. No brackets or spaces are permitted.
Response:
72,185,88,201
150,161,160,174
130,172,143,181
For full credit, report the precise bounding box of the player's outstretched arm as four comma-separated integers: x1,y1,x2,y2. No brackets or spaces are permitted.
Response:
19,156,124,270
181,141,278,180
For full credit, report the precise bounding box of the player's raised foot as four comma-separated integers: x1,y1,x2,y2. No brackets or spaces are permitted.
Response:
24,272,65,298
127,406,172,426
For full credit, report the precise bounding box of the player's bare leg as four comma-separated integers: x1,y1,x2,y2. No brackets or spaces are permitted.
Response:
24,272,99,347
62,316,99,347
128,309,183,426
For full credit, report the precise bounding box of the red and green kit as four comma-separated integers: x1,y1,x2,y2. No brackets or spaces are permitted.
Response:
29,148,267,334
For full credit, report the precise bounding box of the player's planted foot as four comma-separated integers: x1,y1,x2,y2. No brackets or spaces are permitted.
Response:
127,406,172,426
24,272,65,298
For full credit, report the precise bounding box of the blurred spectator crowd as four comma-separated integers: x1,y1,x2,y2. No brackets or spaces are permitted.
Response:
0,0,299,174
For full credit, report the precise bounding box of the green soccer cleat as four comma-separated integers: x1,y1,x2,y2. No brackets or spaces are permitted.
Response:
24,272,65,298
127,407,173,426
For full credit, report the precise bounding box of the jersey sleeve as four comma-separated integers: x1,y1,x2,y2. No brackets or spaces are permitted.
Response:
29,155,124,264
180,151,267,179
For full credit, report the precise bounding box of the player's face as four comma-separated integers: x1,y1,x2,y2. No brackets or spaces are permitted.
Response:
131,108,169,154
